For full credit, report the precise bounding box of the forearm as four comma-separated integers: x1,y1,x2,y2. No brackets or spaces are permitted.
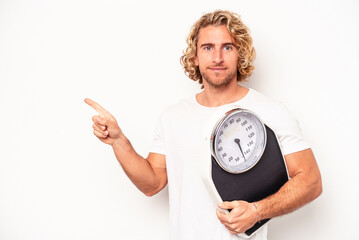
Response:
112,136,161,195
85,99,166,196
255,170,322,220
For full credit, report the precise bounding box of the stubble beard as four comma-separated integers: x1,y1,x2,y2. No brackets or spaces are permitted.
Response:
200,68,237,89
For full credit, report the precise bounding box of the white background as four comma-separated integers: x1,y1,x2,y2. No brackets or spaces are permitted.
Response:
0,0,358,239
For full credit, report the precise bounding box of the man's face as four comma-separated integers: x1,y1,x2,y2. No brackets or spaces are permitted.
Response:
194,25,239,88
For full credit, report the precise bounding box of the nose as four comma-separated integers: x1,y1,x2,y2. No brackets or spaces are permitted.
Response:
212,48,223,64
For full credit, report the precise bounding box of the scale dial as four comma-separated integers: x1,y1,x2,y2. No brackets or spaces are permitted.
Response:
211,108,267,174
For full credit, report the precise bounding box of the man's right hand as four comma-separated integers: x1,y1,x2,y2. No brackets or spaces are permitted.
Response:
85,98,168,196
85,98,123,146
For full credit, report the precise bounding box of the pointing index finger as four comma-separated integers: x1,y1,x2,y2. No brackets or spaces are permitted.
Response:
84,98,108,115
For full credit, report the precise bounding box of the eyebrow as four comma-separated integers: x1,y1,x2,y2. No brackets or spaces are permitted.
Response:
199,42,235,48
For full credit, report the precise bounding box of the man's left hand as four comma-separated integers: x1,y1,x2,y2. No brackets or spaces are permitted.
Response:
216,201,258,234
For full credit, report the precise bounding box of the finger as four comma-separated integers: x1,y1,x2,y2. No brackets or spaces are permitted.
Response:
85,98,109,115
93,129,108,139
219,220,231,229
216,209,229,222
224,223,241,234
93,122,106,131
225,224,236,231
93,124,108,136
92,115,108,127
218,201,238,210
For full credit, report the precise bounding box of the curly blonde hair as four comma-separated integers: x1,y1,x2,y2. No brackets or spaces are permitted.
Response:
180,10,256,87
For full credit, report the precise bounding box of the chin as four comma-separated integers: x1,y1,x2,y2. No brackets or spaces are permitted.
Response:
201,71,236,88
206,80,232,88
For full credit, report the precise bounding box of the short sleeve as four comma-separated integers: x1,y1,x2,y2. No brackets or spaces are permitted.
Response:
150,112,167,155
272,103,310,155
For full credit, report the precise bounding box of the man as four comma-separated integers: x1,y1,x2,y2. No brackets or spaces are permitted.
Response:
85,10,322,240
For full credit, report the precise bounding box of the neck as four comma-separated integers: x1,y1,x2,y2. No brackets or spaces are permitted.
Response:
196,81,249,107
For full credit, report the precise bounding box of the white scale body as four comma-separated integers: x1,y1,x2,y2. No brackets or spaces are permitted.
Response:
200,105,289,238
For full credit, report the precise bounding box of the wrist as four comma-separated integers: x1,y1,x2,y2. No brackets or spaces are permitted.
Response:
252,202,261,223
112,135,131,151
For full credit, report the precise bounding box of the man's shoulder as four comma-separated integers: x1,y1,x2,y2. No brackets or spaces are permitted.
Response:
244,89,297,127
243,89,283,114
167,97,193,109
158,95,196,119
246,88,279,107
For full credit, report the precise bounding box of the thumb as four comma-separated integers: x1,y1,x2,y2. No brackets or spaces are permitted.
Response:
218,201,238,210
97,114,120,134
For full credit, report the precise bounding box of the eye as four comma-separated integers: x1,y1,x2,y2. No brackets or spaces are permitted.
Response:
204,46,213,51
224,45,233,51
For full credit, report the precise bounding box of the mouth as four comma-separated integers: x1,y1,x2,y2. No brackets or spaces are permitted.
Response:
208,67,227,72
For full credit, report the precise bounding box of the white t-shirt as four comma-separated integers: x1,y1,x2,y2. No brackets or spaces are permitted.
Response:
150,88,310,240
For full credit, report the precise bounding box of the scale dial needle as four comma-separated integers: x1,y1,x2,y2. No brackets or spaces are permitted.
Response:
234,138,246,162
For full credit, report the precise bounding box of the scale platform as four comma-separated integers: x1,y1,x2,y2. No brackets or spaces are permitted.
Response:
211,125,288,236
200,107,289,238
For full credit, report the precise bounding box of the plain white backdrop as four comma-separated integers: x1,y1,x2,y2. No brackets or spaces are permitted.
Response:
0,0,358,239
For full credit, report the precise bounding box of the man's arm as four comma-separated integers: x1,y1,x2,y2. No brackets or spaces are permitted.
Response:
216,148,322,234
85,98,167,197
112,142,167,196
254,148,322,218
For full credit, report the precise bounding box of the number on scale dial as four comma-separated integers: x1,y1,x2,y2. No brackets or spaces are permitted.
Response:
211,109,267,174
